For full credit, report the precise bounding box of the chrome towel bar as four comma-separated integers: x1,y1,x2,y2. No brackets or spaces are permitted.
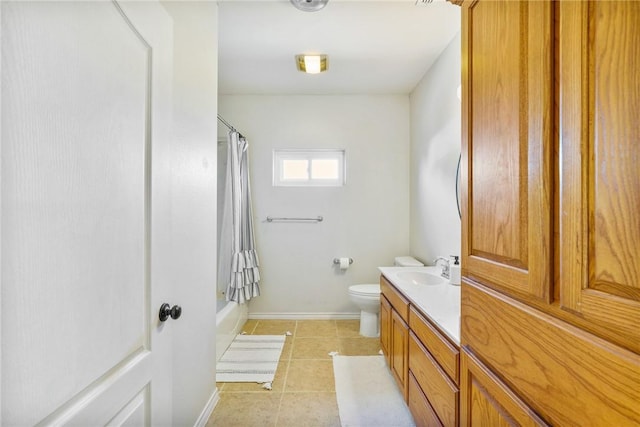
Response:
266,215,323,223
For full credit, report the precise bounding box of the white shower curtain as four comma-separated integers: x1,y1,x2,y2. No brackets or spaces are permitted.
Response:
218,130,261,303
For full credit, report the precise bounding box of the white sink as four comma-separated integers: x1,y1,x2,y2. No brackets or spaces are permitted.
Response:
396,271,444,286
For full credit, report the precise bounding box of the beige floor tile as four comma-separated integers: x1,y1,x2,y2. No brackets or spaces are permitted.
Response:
295,320,337,337
285,360,336,392
221,359,290,393
206,392,282,427
276,392,341,427
291,337,339,359
336,319,361,338
338,337,382,356
253,320,297,336
241,319,259,334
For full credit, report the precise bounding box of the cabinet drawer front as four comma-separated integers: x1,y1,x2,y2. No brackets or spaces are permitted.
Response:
408,371,443,427
460,348,549,427
409,333,459,427
381,275,409,322
410,306,460,385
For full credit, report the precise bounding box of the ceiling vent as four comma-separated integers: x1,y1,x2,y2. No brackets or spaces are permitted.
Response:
290,0,329,12
415,0,442,5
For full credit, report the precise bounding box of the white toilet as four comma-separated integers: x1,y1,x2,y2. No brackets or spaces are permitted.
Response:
348,256,424,337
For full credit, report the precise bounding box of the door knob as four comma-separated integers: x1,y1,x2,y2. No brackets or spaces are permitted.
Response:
159,303,182,322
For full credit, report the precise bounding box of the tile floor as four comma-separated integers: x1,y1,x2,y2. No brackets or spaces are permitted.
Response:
206,319,382,427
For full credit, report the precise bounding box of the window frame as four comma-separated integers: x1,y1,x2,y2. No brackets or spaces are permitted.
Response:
272,149,346,187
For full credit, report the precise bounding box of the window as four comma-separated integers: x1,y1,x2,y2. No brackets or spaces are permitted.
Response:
273,149,345,187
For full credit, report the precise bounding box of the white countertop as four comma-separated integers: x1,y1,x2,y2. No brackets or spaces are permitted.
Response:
378,266,461,345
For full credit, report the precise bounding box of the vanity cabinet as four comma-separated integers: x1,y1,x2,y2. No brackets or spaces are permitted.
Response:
459,0,640,425
380,275,461,427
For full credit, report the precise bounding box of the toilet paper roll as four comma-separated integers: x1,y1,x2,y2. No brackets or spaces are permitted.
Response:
339,257,350,270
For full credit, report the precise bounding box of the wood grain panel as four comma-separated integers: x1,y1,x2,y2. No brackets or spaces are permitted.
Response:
461,280,640,426
408,371,444,427
468,0,525,264
409,333,459,427
558,0,640,354
380,294,392,366
591,0,640,295
391,309,409,401
381,275,410,323
410,306,460,385
460,349,548,427
461,0,553,301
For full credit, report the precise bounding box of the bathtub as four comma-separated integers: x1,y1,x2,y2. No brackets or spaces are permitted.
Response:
215,299,248,362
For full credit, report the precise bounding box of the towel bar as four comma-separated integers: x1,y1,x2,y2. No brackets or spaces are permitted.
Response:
266,216,323,223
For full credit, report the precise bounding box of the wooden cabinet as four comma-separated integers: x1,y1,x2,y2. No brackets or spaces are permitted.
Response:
460,0,553,303
380,275,461,424
460,0,640,425
380,275,410,400
557,0,640,356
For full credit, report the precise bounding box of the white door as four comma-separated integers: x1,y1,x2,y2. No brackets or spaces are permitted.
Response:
1,1,175,425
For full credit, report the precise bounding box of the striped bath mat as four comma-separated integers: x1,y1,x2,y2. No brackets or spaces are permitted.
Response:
216,334,286,383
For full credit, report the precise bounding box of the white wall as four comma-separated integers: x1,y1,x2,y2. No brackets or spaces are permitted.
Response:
409,32,462,264
219,95,410,316
161,2,218,425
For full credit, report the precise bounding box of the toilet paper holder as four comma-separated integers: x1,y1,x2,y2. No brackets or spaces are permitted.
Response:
333,258,353,265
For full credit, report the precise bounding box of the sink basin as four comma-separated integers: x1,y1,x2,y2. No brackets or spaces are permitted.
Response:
396,271,444,286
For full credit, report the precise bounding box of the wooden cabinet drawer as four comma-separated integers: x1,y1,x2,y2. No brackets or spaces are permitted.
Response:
409,332,459,427
408,371,443,427
461,348,549,426
410,306,460,385
381,275,409,323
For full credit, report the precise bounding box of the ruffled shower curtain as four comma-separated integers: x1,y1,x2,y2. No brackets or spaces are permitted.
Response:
218,130,261,303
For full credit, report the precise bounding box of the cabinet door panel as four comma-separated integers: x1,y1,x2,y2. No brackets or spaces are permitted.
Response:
391,309,409,401
558,0,640,354
380,294,392,365
461,0,553,301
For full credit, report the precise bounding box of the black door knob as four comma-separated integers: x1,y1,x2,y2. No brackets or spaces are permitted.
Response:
159,303,182,322
170,304,182,320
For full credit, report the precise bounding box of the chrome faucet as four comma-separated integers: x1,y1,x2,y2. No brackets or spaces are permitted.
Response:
434,256,450,279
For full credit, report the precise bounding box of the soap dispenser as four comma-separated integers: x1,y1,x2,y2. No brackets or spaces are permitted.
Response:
450,255,461,286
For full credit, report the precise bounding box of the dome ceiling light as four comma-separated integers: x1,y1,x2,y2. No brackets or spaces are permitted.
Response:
290,0,329,12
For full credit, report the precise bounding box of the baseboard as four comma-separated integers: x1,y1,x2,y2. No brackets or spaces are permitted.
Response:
193,387,220,427
248,312,361,320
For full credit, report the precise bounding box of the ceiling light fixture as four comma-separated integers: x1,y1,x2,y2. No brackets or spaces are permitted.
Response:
295,54,328,74
290,0,329,12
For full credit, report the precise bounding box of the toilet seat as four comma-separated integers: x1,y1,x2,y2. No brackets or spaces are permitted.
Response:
348,284,380,297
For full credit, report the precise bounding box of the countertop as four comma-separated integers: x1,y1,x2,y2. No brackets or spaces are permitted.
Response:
378,266,461,345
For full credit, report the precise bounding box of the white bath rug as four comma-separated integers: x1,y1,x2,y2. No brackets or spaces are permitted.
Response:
333,355,415,427
216,334,286,384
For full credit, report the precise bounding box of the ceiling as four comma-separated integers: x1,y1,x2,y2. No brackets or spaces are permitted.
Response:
217,0,461,95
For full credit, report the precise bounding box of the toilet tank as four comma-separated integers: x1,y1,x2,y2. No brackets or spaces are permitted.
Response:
394,256,424,267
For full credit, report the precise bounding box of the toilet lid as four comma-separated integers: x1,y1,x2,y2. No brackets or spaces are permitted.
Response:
349,284,380,296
